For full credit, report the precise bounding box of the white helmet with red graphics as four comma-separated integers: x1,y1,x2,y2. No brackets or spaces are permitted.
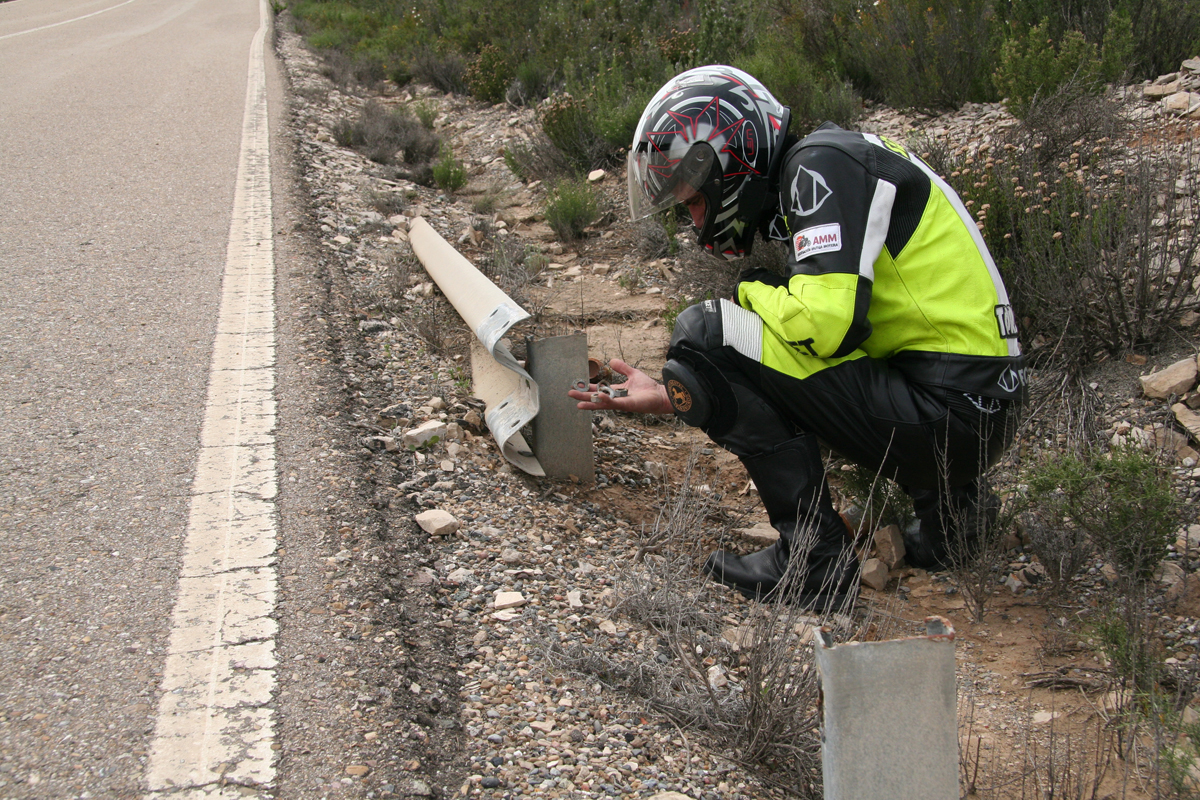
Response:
627,66,790,259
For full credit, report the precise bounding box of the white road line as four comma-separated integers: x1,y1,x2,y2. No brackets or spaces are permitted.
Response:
0,0,138,41
145,0,278,796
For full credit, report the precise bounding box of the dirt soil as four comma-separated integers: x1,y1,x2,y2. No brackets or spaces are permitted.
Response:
274,21,1200,799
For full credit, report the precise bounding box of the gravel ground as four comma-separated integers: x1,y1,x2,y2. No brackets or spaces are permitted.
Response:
273,22,1200,799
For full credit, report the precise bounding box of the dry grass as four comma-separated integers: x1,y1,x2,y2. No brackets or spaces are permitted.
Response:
544,453,882,795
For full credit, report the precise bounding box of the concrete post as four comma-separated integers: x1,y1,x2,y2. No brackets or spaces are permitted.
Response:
815,616,959,800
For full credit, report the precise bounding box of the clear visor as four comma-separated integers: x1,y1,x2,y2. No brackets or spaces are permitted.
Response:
627,142,718,222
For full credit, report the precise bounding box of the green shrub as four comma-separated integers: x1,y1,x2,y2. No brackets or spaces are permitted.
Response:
847,0,998,110
411,100,438,130
539,94,614,174
1026,447,1179,581
507,63,553,107
586,64,661,154
994,13,1133,118
332,101,440,165
432,147,468,192
544,179,599,241
502,133,574,184
465,44,513,105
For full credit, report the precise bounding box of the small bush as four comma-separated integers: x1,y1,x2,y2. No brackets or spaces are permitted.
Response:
738,27,861,131
994,13,1133,119
470,189,501,216
539,94,614,174
544,179,599,241
1026,446,1179,581
410,99,438,130
998,0,1200,80
506,63,554,107
837,466,914,532
478,238,541,307
411,48,467,95
431,147,467,192
502,134,573,183
365,188,406,217
318,49,386,91
465,44,513,105
635,211,680,260
333,101,440,165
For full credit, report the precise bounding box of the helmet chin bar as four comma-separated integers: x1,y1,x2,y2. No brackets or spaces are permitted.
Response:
701,174,768,260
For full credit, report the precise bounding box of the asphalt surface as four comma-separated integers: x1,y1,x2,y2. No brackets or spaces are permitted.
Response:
0,0,289,795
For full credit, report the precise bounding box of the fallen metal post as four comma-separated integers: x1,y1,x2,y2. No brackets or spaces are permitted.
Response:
409,217,542,474
815,616,959,800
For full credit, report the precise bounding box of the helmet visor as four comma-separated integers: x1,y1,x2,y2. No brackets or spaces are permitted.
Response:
627,142,719,222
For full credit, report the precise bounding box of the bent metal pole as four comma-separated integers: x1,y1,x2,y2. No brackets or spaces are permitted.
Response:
408,216,544,475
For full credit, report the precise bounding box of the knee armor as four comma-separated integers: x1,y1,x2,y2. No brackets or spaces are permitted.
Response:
662,357,717,429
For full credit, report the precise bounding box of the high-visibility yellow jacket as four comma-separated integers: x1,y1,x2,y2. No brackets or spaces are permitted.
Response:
737,123,1025,400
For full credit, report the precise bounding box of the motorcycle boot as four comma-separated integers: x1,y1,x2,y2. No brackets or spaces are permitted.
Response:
703,432,856,610
903,481,1000,570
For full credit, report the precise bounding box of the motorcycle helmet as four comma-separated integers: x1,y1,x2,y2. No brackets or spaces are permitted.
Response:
627,65,790,259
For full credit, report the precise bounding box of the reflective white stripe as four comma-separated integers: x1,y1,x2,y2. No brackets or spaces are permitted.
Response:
864,133,1022,358
0,0,138,41
145,0,279,793
720,298,764,362
860,179,895,282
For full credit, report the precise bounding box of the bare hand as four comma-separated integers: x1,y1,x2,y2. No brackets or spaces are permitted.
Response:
568,358,674,415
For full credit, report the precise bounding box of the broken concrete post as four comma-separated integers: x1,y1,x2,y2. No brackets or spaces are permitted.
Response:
526,334,594,483
816,616,958,800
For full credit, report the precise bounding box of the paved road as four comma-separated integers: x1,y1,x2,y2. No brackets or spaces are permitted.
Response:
0,0,293,795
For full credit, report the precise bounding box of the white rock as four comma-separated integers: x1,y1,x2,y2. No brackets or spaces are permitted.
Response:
567,590,583,608
493,591,526,610
1141,357,1198,398
735,522,779,546
415,509,460,536
403,419,448,448
721,626,755,649
706,664,728,689
1155,560,1185,586
1145,80,1181,98
587,169,606,182
860,558,890,591
1173,403,1200,442
597,619,618,635
1164,91,1200,114
447,567,474,584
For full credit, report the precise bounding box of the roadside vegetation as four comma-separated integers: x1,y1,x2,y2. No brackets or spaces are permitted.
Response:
285,0,1200,795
